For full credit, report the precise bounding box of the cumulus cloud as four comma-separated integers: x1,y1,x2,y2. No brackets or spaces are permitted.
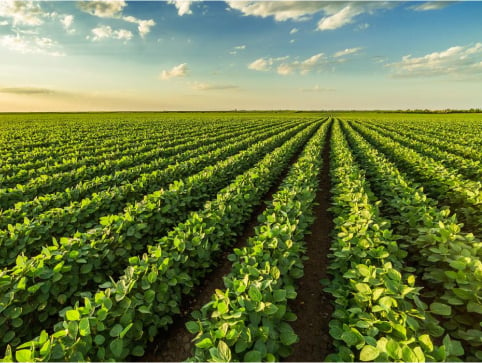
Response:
248,51,354,76
0,20,8,26
77,0,126,18
191,82,238,91
122,16,156,37
0,34,65,56
410,2,454,11
289,27,298,35
168,0,194,16
0,87,56,95
60,14,74,33
388,43,482,78
334,47,362,58
88,25,133,41
160,63,188,80
79,0,155,37
226,1,325,21
226,1,392,31
278,53,331,75
0,0,47,26
248,56,289,71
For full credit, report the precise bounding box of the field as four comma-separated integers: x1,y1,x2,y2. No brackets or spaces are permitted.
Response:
0,112,481,362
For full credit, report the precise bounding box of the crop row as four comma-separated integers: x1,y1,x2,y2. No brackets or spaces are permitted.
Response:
342,121,482,359
356,121,482,181
0,120,290,208
0,120,271,187
0,120,306,268
0,120,321,361
0,121,314,351
360,119,482,163
323,120,465,362
350,122,482,238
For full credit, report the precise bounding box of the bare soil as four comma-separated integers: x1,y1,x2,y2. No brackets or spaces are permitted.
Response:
285,122,334,362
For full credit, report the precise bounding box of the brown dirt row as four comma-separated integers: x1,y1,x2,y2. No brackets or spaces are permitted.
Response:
285,121,334,362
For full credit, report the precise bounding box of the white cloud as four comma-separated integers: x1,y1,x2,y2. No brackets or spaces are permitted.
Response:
60,14,74,33
123,16,156,37
388,43,482,78
78,0,155,37
334,47,362,58
168,0,194,16
160,63,188,80
0,34,65,56
226,1,392,31
191,82,238,91
410,2,453,11
248,58,269,71
226,1,324,21
249,52,349,75
290,27,299,34
0,20,8,26
78,0,126,18
317,4,363,31
89,25,133,41
0,0,47,26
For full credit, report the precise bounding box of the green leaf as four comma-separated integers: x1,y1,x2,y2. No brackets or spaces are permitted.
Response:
79,318,91,336
430,302,452,316
15,349,33,362
131,345,145,357
2,331,15,343
217,301,229,315
244,350,262,362
360,345,380,361
401,346,418,362
218,341,232,362
185,321,200,334
273,289,286,302
110,324,124,337
341,331,360,346
248,285,262,302
65,309,80,321
355,283,371,294
110,338,124,358
467,301,482,315
449,260,466,270
94,335,105,345
418,334,433,352
386,339,401,360
195,337,213,349
443,335,464,357
280,328,298,346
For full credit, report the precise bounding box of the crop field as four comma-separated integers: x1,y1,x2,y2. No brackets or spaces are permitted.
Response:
0,112,481,362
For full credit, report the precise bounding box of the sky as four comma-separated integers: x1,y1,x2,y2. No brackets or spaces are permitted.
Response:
0,0,482,111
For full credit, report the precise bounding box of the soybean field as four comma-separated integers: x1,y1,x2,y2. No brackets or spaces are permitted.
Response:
0,112,481,362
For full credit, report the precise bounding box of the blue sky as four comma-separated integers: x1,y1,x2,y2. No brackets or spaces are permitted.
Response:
0,0,481,111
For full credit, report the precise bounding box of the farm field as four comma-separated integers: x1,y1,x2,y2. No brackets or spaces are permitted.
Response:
0,111,481,362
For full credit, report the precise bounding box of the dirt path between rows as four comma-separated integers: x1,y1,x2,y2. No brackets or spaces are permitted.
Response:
285,121,334,362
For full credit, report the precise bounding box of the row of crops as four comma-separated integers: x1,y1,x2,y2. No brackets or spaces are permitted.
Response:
0,112,480,362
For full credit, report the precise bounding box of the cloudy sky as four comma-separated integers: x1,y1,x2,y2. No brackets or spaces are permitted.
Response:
1,0,481,111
